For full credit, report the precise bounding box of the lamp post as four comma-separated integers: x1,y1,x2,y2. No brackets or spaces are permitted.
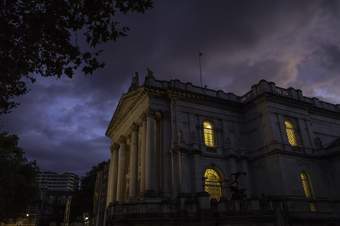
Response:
83,213,89,226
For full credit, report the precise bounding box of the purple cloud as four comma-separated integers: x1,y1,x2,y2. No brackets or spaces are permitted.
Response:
2,0,340,175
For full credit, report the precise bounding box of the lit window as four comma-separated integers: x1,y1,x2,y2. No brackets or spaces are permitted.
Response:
284,120,298,146
300,172,316,212
203,121,215,147
204,168,222,201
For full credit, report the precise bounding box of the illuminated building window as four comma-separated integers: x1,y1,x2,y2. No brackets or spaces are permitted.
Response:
204,168,222,201
203,121,215,147
284,120,298,147
300,171,317,212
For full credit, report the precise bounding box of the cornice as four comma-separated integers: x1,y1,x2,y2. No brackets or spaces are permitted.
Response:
145,87,243,114
248,145,340,161
174,142,340,161
142,77,340,116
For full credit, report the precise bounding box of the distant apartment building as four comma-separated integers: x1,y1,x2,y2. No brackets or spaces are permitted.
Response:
36,172,79,226
37,171,79,192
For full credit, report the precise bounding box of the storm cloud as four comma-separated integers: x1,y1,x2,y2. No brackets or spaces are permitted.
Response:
2,0,340,175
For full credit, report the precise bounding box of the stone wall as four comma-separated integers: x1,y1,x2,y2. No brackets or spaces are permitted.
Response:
106,195,340,226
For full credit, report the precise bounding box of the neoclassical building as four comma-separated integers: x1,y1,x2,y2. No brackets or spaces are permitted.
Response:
104,71,340,226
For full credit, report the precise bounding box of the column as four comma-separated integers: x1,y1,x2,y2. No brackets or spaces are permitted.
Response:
116,136,126,202
278,114,289,150
111,143,119,202
241,158,250,197
193,152,201,193
106,144,118,207
129,123,138,199
305,119,316,149
106,149,113,207
298,118,312,152
225,156,238,199
275,113,285,146
229,157,238,174
145,112,157,193
162,113,171,195
140,119,146,193
263,110,275,146
155,111,162,193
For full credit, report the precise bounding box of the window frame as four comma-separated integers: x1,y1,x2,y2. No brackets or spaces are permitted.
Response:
203,167,223,201
300,171,317,212
202,120,216,149
284,118,300,147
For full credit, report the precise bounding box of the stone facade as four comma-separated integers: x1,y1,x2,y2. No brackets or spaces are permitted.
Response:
104,72,340,226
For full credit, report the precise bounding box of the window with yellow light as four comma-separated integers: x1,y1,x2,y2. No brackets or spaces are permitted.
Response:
203,121,215,148
284,120,298,147
300,171,317,212
204,168,222,201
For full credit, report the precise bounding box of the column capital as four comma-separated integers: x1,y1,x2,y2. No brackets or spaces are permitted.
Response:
131,122,138,131
139,112,147,123
118,135,127,144
146,109,157,118
160,110,170,119
155,111,162,120
110,143,120,154
145,110,163,119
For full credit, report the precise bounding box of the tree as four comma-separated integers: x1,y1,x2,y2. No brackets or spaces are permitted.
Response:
70,161,107,223
0,133,39,222
0,0,153,113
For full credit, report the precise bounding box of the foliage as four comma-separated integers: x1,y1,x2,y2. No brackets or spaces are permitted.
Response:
0,0,153,113
70,161,107,222
0,133,39,222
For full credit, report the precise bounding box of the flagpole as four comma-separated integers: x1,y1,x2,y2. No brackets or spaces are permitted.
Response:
199,52,203,87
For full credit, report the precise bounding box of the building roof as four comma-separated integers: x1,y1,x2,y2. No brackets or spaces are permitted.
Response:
106,71,340,137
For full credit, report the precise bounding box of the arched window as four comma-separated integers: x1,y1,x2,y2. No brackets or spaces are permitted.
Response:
300,171,316,212
204,168,222,201
284,120,298,146
203,121,215,147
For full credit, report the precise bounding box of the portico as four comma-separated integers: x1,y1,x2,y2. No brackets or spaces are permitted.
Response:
106,109,163,205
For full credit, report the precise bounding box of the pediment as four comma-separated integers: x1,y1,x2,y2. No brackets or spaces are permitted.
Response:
106,88,145,137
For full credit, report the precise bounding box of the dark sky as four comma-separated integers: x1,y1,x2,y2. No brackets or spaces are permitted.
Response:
2,0,340,176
